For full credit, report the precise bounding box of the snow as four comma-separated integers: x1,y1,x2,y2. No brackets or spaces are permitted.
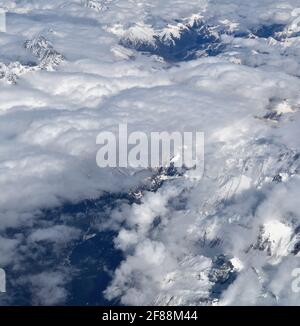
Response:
158,24,188,45
274,100,295,114
259,220,294,265
122,23,156,47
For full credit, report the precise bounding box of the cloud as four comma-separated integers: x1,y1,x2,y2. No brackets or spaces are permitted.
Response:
28,225,81,244
1,0,300,306
27,271,69,305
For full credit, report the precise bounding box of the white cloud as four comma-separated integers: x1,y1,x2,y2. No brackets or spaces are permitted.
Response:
1,0,300,306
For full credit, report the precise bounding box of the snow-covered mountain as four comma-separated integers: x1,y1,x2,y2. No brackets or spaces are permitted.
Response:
119,17,222,61
0,0,300,306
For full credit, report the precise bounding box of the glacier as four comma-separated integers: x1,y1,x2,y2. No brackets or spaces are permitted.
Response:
0,0,300,306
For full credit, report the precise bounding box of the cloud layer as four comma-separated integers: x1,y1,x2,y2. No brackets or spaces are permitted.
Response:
0,0,300,305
